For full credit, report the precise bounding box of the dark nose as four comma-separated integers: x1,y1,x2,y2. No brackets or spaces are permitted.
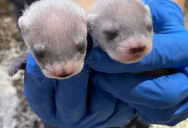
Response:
57,73,71,78
130,47,145,54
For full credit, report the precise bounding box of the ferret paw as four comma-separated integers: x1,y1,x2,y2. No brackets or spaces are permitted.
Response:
8,53,29,77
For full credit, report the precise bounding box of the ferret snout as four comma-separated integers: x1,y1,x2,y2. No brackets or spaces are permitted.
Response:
123,36,152,56
42,60,84,79
108,36,152,64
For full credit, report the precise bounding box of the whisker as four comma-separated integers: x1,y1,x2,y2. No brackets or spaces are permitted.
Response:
36,77,47,86
32,77,47,86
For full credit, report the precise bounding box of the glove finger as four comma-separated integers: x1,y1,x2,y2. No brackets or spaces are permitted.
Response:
78,83,135,128
24,54,57,123
142,0,185,33
129,99,188,126
157,0,184,26
87,31,188,73
91,68,188,109
54,34,93,124
55,63,90,124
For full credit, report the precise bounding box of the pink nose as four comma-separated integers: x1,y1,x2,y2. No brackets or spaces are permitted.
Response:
130,47,145,54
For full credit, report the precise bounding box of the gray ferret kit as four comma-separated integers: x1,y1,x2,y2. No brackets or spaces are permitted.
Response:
8,0,88,79
87,0,170,75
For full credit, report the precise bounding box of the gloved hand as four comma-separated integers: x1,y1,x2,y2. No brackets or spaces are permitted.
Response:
88,0,188,126
23,35,136,128
87,0,188,73
23,0,188,128
90,66,188,126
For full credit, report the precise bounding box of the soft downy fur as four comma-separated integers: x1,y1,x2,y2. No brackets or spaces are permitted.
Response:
87,0,153,64
8,0,88,79
87,0,170,75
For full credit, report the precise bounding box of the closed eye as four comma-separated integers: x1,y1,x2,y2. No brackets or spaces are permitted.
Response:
33,46,46,59
147,25,153,32
76,42,86,53
103,30,118,40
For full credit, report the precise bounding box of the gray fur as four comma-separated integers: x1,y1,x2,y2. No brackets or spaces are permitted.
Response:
8,0,88,79
87,0,153,64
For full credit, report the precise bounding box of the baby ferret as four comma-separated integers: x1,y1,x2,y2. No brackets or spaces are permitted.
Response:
8,0,88,79
87,0,170,75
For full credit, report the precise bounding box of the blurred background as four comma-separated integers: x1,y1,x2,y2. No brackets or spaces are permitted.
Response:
0,0,188,128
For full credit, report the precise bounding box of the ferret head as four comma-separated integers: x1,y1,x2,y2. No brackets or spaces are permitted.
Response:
87,0,153,64
18,0,87,79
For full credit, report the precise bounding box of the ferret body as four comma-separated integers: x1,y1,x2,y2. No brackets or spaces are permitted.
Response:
8,0,88,79
87,0,170,75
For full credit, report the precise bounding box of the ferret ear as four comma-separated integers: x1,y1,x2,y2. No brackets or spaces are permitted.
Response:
144,5,151,12
81,8,86,16
144,5,152,20
18,16,30,33
103,23,119,40
73,36,86,53
86,14,98,30
34,43,45,51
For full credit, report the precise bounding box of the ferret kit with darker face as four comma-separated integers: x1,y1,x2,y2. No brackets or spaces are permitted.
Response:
8,0,88,79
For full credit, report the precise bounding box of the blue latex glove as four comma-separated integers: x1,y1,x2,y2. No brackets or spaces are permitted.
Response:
90,67,188,126
23,35,136,128
88,0,188,126
87,0,188,73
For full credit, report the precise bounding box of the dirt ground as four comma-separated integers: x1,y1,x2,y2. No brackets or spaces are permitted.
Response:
0,0,44,128
0,0,188,128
